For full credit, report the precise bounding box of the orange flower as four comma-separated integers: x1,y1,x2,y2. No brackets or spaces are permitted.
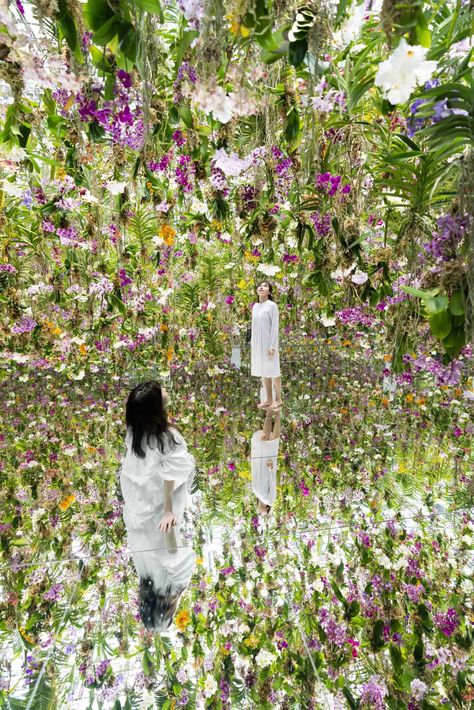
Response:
383,354,392,362
406,393,414,403
342,339,351,347
160,323,168,332
166,346,174,362
329,377,337,388
159,224,176,246
175,609,190,632
59,494,75,512
79,343,88,356
381,397,389,408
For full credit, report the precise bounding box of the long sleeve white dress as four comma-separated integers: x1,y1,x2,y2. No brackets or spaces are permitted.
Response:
251,300,281,378
120,426,196,626
251,430,279,507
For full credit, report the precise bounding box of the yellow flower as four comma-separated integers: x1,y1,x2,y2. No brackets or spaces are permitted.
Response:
55,167,67,181
237,279,247,290
19,626,35,644
244,635,258,649
59,494,75,512
160,323,168,332
166,346,174,362
175,609,190,632
211,219,223,231
196,557,204,566
159,224,176,246
238,469,251,480
79,343,88,356
406,393,414,403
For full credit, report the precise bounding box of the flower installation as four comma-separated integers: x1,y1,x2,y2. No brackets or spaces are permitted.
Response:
0,0,473,708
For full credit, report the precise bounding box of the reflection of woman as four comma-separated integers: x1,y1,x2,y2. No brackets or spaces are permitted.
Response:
120,381,196,632
251,409,281,515
251,281,282,411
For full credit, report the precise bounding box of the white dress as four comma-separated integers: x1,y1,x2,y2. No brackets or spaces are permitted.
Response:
251,300,281,378
251,430,279,507
120,426,196,625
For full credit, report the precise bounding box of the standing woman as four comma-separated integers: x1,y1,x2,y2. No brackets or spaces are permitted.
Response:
120,381,196,632
251,281,282,411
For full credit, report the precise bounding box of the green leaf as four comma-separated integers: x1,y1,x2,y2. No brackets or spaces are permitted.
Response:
449,291,465,316
342,686,357,709
429,310,451,339
134,0,164,21
84,0,115,31
400,285,439,299
119,26,139,62
176,30,199,68
424,295,449,314
57,0,83,63
177,103,194,128
93,16,122,45
389,643,403,674
288,39,308,67
89,45,113,72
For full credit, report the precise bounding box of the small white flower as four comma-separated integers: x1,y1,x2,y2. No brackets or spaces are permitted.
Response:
258,263,281,277
333,2,366,46
203,675,218,698
255,648,276,668
351,270,369,285
105,180,127,195
320,314,336,327
374,39,437,104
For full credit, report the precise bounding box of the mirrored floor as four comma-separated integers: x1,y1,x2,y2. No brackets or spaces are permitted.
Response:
1,345,473,708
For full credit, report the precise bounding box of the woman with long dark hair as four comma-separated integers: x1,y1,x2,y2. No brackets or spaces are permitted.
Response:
120,381,196,632
251,281,282,410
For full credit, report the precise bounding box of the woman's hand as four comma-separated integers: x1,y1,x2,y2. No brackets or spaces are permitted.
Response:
268,347,275,357
159,511,177,533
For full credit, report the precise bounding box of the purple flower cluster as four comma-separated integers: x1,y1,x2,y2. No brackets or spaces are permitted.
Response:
434,608,460,637
173,61,198,102
283,253,298,264
318,608,347,647
43,583,63,602
76,73,145,150
175,154,195,192
0,263,16,273
271,146,294,200
316,172,351,197
359,675,387,709
275,631,288,650
241,185,258,210
118,268,132,287
172,129,186,147
310,210,331,236
423,213,466,261
404,583,425,603
336,306,375,327
11,316,37,335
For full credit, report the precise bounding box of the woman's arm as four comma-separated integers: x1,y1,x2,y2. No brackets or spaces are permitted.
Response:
159,479,176,533
269,303,279,351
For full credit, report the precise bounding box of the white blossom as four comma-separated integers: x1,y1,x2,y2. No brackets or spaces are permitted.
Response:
374,39,437,104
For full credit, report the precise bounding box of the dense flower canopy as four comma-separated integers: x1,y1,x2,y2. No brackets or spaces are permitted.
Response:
0,0,473,708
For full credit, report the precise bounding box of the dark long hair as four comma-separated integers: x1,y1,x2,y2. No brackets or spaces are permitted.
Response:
256,280,274,301
125,380,179,458
139,578,182,631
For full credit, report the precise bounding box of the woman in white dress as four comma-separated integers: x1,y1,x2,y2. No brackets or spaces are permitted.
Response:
251,281,282,411
251,408,281,514
120,381,196,632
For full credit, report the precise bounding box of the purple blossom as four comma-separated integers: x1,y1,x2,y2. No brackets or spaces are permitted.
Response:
359,675,387,709
172,129,186,146
119,268,132,287
11,317,38,335
117,70,132,88
434,608,460,637
310,211,331,236
44,583,63,602
225,295,235,305
404,583,425,603
0,263,16,273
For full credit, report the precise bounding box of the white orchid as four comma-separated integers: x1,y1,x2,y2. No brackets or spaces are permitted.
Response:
257,263,281,277
351,270,369,284
333,2,367,47
105,180,127,195
374,39,438,105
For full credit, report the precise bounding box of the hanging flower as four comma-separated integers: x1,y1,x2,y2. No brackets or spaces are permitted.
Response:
175,609,190,631
159,224,176,246
374,39,438,105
